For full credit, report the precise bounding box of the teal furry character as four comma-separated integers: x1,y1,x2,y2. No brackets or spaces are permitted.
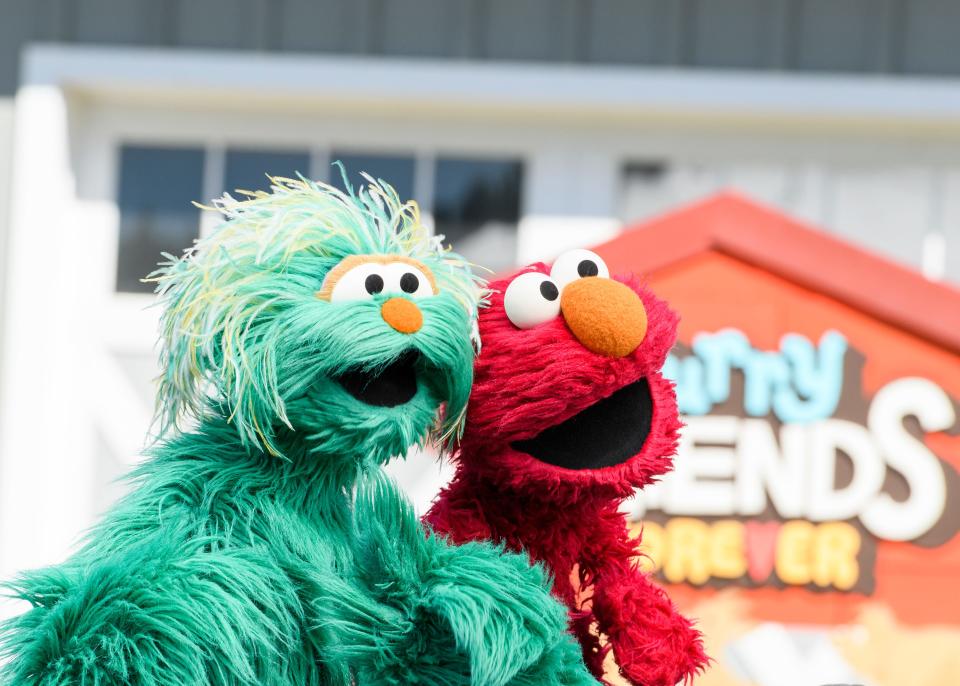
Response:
0,175,593,685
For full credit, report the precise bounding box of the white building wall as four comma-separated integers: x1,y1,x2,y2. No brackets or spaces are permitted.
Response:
0,98,13,354
620,152,960,280
3,45,960,587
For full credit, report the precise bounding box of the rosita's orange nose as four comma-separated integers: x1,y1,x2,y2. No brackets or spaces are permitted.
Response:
381,297,423,334
560,278,647,357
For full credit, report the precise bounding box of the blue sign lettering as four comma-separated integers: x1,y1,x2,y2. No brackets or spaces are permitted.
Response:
665,329,847,423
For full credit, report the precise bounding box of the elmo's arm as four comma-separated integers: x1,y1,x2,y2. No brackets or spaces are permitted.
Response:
590,553,707,686
423,478,496,545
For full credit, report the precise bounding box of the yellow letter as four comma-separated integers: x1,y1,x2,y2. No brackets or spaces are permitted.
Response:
664,518,711,585
812,522,860,590
710,520,747,579
776,520,814,585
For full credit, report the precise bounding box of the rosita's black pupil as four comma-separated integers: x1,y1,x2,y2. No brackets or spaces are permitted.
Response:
540,280,559,301
364,274,384,294
400,273,419,293
577,259,599,277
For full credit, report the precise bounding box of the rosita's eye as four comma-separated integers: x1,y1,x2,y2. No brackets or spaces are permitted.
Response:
383,263,434,298
318,256,438,302
325,263,387,303
503,271,561,329
549,248,610,292
400,273,418,292
365,274,384,295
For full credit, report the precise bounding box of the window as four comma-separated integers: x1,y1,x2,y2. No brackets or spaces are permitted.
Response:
329,152,416,203
116,145,204,293
224,148,311,197
115,146,527,292
433,157,523,272
620,160,673,223
620,159,738,224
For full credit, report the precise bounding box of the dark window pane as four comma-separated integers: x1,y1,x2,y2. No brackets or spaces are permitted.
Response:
224,148,311,197
433,158,523,271
329,152,415,203
116,145,204,293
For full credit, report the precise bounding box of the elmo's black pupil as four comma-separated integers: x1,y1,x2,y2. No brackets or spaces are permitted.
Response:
365,274,384,294
400,273,419,293
540,281,559,301
578,259,599,277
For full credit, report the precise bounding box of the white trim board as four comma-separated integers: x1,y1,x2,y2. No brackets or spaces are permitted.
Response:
20,43,960,133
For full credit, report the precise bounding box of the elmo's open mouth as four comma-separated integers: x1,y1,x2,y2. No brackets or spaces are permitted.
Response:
512,378,653,470
334,350,420,407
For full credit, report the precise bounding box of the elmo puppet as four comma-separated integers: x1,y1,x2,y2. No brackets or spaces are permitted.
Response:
426,248,708,685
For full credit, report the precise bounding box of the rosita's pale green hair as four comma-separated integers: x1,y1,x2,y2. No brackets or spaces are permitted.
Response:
149,173,483,454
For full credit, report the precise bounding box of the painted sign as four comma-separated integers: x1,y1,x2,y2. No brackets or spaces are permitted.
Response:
629,329,956,593
592,194,960,686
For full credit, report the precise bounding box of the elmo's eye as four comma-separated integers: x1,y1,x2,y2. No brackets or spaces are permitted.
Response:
549,249,609,292
383,263,435,298
503,271,561,329
327,263,388,302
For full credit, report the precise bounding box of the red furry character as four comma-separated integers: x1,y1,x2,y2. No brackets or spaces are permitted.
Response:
426,249,708,685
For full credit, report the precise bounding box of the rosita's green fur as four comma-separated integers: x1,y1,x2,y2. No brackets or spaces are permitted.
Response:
0,175,594,685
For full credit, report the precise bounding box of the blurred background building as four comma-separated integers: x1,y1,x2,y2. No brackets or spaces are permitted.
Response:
0,2,958,685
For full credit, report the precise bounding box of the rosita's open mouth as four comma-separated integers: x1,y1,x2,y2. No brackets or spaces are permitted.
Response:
334,350,420,407
512,378,653,470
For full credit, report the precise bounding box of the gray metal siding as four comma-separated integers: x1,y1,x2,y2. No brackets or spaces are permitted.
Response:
583,0,683,65
4,0,960,94
72,0,146,44
279,0,372,53
690,0,776,69
901,0,960,75
794,0,891,72
482,0,579,61
379,0,476,58
177,0,277,51
0,2,34,94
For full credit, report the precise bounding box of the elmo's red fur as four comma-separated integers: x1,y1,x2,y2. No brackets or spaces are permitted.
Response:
426,264,708,685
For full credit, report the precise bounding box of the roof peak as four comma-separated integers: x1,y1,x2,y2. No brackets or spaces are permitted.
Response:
596,193,960,354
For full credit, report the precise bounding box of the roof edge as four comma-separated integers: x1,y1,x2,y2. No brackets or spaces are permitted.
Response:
597,193,960,355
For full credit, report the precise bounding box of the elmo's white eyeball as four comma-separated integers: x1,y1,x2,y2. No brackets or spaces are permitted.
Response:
549,249,609,292
503,271,561,329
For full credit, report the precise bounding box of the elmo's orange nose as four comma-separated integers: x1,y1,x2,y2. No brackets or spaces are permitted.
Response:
560,278,647,357
381,297,423,334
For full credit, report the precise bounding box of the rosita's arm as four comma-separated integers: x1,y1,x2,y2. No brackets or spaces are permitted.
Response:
590,553,708,686
327,471,595,686
0,530,311,686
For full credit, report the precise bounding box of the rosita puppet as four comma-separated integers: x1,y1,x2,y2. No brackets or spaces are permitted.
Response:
426,249,709,685
0,176,595,685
